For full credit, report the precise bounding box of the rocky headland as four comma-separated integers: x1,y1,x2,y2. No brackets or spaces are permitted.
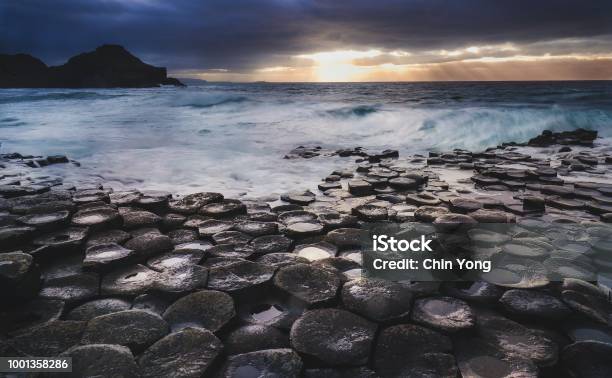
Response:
1,128,612,377
0,45,184,88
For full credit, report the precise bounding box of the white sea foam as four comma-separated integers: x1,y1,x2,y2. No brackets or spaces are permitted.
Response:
1,83,611,196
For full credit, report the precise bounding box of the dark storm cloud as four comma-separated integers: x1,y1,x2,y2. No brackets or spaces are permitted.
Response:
1,0,611,71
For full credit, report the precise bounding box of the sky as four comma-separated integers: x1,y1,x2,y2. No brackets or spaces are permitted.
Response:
2,0,612,82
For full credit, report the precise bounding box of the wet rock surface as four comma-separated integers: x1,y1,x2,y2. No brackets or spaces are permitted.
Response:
2,128,612,375
291,308,377,366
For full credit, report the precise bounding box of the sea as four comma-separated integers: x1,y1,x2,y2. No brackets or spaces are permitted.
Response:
1,81,612,197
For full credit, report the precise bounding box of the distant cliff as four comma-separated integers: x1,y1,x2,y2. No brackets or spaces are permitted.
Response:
0,45,184,88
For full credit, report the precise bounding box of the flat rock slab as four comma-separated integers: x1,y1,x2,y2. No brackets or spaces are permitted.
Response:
274,263,341,305
500,289,571,320
162,290,235,332
9,320,85,356
62,344,139,377
32,227,88,250
411,296,476,333
66,298,132,321
290,309,376,366
454,337,539,378
220,348,303,378
341,278,413,322
256,253,310,268
139,327,223,378
207,260,274,292
250,234,293,254
475,311,558,366
233,221,278,236
124,230,172,258
285,222,324,239
120,208,161,229
83,243,135,271
200,199,247,218
101,264,160,296
198,219,235,237
40,273,99,304
85,229,131,248
374,324,453,376
17,210,70,230
561,341,612,378
223,325,289,355
81,309,169,352
71,207,120,229
324,228,369,248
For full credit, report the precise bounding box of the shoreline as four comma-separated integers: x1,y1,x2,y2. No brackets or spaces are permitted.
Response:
1,128,612,376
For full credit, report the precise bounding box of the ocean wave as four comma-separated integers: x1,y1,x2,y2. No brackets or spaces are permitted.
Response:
325,104,380,118
180,95,250,108
0,92,125,104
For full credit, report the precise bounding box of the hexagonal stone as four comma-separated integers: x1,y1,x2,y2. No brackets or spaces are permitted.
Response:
86,228,131,248
208,260,274,292
10,320,85,356
101,264,160,296
124,230,172,258
274,263,341,305
278,210,318,225
220,349,303,378
500,289,571,320
374,324,453,377
255,253,308,269
388,177,419,190
72,206,120,229
197,219,234,237
291,309,376,366
109,191,141,206
475,311,558,366
294,241,337,261
454,337,538,378
66,298,132,321
81,309,169,352
324,228,369,248
0,251,40,301
352,204,388,221
285,222,324,239
32,227,88,250
250,234,293,254
414,206,450,222
341,278,413,322
163,290,235,332
212,230,252,245
169,192,223,214
61,344,139,377
83,243,135,271
167,228,198,244
561,341,612,378
139,328,222,377
17,210,70,230
208,244,256,259
348,180,374,196
120,208,161,229
155,265,208,294
223,325,289,355
233,221,278,236
40,273,99,304
200,199,246,218
411,296,475,332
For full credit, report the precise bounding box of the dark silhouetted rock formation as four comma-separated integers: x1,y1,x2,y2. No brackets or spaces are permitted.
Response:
0,45,184,88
